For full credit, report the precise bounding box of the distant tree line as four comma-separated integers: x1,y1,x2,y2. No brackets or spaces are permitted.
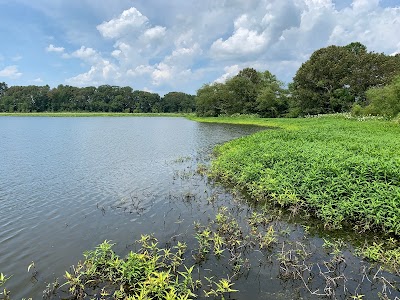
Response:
0,83,195,113
1,42,399,118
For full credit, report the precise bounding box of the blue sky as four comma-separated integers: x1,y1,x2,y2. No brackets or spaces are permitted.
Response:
0,0,399,95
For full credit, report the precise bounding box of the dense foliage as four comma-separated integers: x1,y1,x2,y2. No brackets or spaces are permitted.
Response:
0,83,195,114
196,68,288,117
353,74,400,118
291,42,400,116
208,115,400,235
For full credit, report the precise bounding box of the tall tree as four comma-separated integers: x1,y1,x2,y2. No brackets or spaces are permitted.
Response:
196,68,286,117
292,42,400,115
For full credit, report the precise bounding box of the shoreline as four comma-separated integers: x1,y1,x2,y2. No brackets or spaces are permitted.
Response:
0,112,189,117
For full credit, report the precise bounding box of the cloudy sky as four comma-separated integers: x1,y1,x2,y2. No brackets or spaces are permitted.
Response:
0,0,399,95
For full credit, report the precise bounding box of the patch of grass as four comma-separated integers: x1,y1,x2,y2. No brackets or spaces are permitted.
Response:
192,115,400,236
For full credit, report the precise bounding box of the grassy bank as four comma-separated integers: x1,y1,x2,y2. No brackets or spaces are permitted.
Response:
0,112,189,117
191,114,400,236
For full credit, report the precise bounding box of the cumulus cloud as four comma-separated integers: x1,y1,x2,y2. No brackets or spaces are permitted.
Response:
142,26,166,41
211,14,270,59
151,43,202,86
97,7,148,39
64,47,120,86
49,1,400,93
70,46,99,62
46,44,65,53
66,59,120,86
214,65,240,83
351,0,379,12
0,65,22,79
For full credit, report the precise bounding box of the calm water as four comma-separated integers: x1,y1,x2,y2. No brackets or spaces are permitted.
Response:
0,117,263,298
0,117,399,299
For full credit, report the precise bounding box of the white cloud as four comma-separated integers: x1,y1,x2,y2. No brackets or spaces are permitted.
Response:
151,43,202,86
0,65,22,79
97,7,148,39
351,0,379,12
36,1,399,94
66,59,120,86
46,44,65,53
211,14,269,58
143,26,166,41
127,65,153,77
33,77,43,83
214,65,240,83
327,3,400,52
71,46,98,61
65,47,120,86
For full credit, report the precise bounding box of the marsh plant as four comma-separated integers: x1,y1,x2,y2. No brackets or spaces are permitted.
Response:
0,273,11,300
62,237,197,299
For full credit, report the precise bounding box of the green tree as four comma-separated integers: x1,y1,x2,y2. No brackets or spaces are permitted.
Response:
132,90,161,113
356,74,400,117
256,71,288,117
162,92,195,113
292,42,400,115
196,83,231,116
196,68,286,117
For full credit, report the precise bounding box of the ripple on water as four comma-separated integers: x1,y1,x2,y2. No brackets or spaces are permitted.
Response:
0,117,266,299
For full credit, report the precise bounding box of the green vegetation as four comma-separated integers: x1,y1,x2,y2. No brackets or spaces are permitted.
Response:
191,115,400,235
196,68,288,117
358,239,400,272
353,74,400,118
62,238,198,299
0,83,195,114
292,42,400,116
0,112,188,117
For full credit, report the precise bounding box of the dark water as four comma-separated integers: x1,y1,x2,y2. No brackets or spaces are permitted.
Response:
0,117,399,299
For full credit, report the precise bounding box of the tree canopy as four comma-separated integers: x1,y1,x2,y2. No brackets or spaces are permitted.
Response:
196,68,288,117
0,84,194,114
353,74,400,118
291,42,400,115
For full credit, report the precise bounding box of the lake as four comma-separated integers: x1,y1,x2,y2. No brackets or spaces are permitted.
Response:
0,116,398,299
0,116,263,298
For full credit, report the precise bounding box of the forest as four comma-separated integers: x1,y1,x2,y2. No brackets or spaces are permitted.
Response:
0,84,195,114
1,42,400,118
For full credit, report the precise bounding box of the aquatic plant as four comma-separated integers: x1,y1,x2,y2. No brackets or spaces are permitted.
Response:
208,116,400,236
63,238,198,299
0,273,11,300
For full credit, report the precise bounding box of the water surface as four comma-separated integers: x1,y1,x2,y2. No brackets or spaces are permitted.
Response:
0,116,262,298
0,116,398,299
